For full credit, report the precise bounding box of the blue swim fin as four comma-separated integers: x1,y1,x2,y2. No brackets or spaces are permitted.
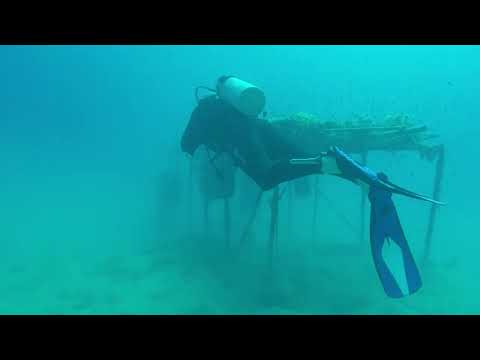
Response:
368,181,422,298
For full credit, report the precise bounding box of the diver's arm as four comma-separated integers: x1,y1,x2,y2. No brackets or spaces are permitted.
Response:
181,99,214,156
181,112,201,156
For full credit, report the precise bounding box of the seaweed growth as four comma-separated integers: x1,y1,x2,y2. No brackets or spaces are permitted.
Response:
267,112,442,162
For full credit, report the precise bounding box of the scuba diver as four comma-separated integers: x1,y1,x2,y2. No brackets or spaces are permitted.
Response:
181,75,446,299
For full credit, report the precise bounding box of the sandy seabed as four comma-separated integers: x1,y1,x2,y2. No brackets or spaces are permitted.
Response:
0,235,472,315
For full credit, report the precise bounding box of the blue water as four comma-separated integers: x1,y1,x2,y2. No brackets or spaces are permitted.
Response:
0,45,478,314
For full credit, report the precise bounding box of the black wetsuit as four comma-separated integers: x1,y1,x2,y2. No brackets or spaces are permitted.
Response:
181,95,323,191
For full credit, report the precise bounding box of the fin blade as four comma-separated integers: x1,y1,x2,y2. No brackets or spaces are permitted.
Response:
369,187,422,298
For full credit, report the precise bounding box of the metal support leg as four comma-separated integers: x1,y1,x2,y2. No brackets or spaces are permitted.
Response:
423,145,445,263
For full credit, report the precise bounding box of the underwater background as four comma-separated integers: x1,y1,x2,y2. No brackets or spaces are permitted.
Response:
0,45,478,314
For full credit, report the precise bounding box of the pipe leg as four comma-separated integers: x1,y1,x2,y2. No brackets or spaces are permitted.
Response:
188,157,193,238
203,198,210,240
287,182,293,242
239,189,263,249
224,198,231,251
423,145,445,263
312,176,320,242
268,187,280,279
360,152,368,244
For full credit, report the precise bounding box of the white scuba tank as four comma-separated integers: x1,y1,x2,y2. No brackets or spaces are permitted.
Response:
216,76,266,118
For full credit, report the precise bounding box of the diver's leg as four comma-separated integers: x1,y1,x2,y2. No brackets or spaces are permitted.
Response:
237,132,322,191
262,160,321,190
234,127,282,190
234,124,324,191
